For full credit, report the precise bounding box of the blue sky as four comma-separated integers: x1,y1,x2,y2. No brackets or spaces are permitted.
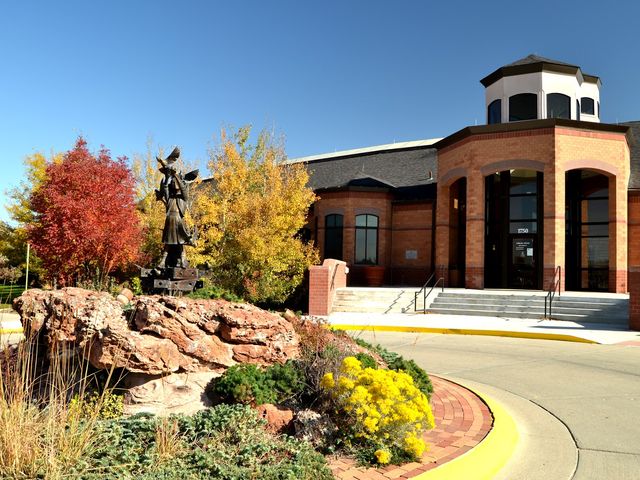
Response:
2,0,640,223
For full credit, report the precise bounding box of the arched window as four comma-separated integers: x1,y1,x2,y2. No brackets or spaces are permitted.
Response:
324,214,343,260
509,93,537,121
487,99,501,124
354,214,378,265
547,93,571,119
565,170,609,290
581,97,595,115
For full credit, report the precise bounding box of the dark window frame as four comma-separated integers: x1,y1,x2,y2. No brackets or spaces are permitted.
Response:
546,93,571,119
488,99,502,124
581,97,595,115
324,214,344,260
509,93,538,122
354,214,379,265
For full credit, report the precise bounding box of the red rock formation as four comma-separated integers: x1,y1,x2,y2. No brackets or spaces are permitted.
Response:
13,288,300,376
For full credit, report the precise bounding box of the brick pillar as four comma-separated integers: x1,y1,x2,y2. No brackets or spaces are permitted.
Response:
628,192,640,330
434,183,450,286
543,166,565,291
609,175,628,293
308,259,347,316
465,172,484,289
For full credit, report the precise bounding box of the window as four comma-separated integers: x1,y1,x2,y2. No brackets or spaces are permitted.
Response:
509,93,537,121
488,99,501,124
547,93,571,119
576,100,580,121
597,101,600,118
581,97,595,115
565,170,609,291
354,214,378,264
324,214,343,260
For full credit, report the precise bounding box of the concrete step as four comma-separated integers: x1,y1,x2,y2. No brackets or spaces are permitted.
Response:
332,288,416,314
427,291,628,324
430,301,600,314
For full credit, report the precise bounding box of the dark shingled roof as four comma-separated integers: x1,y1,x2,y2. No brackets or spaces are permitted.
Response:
303,147,437,195
505,54,578,68
622,121,640,190
481,54,600,87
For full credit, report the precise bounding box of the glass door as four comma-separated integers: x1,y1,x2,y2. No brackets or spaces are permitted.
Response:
510,236,537,289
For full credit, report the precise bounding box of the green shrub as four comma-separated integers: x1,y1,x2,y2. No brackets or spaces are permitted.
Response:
210,361,305,406
354,352,377,369
265,360,305,401
76,404,333,479
188,284,244,303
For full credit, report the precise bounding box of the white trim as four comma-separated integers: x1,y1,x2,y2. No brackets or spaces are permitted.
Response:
287,138,442,164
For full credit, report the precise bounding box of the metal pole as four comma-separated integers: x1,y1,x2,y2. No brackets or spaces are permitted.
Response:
25,243,30,291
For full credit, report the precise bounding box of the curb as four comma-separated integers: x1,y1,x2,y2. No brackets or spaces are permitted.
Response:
0,328,24,335
414,391,518,480
329,324,599,344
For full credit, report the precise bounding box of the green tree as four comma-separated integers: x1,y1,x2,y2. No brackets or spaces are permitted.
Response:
189,126,318,304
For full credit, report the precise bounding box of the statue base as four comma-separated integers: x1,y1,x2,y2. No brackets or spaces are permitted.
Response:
140,267,203,295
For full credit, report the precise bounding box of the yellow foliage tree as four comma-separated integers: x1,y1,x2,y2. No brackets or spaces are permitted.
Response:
4,152,63,281
131,139,166,266
132,139,200,267
189,126,318,303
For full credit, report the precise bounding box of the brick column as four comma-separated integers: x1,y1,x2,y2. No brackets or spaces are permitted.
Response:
628,192,640,330
465,172,484,289
308,259,347,316
434,184,450,285
543,166,565,291
609,174,628,293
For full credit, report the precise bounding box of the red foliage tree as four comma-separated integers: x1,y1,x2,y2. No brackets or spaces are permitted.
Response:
28,137,142,288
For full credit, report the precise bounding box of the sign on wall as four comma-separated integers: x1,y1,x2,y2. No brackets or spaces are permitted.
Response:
405,250,418,260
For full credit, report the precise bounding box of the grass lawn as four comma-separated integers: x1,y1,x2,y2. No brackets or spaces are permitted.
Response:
0,285,25,305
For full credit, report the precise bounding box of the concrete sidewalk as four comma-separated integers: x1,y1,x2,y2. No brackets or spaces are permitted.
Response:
327,311,640,345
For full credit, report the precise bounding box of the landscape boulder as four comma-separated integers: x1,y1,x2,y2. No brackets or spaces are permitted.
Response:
13,288,301,414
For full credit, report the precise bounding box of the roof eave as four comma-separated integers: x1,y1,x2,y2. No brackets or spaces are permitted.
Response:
480,62,600,88
434,119,629,150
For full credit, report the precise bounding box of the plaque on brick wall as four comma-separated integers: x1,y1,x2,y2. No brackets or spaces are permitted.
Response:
405,250,418,260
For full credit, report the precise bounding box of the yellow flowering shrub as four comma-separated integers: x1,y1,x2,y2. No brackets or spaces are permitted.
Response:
321,356,435,464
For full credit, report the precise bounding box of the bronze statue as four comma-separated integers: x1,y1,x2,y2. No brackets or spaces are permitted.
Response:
155,147,199,269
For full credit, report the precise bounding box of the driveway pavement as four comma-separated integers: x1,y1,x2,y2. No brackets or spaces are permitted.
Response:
354,330,640,480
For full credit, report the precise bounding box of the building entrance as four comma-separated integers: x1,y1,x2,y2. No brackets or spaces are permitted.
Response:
485,169,542,289
510,236,536,288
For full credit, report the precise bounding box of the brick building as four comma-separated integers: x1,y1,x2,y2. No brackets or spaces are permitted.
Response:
292,55,640,330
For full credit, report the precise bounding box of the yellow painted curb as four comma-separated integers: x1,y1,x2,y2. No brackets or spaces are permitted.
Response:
413,392,518,480
329,324,598,344
0,328,24,334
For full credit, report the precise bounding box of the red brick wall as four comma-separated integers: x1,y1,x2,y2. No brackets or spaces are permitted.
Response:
628,191,640,330
311,191,434,286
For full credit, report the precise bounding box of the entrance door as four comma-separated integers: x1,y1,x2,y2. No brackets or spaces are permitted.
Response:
510,236,537,289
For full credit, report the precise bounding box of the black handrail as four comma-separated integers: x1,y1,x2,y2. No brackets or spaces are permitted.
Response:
544,266,561,319
414,272,444,313
414,271,435,312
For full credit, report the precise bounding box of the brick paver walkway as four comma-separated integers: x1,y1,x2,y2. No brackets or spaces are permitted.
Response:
329,375,494,479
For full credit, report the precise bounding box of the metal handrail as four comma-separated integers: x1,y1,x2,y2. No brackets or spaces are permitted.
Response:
544,266,561,319
415,272,444,313
414,271,435,312
329,262,340,291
